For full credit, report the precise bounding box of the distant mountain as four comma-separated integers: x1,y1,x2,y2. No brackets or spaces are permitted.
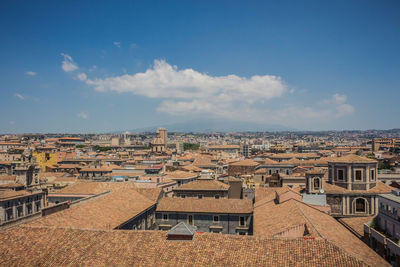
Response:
127,119,295,133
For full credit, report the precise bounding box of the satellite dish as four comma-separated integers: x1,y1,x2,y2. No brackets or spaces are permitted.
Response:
319,189,325,194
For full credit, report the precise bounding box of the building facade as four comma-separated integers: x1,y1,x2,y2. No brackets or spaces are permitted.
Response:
0,190,45,226
156,198,253,235
324,155,392,217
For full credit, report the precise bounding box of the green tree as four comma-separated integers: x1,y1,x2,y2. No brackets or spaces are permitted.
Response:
184,143,199,151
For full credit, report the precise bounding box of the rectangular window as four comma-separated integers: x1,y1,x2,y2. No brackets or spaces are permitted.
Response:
213,215,219,223
215,195,220,199
162,214,168,221
371,170,375,180
239,216,246,226
198,194,203,199
355,170,362,181
338,170,344,180
188,215,194,226
181,194,186,198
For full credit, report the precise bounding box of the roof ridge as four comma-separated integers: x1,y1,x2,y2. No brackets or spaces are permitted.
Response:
292,200,324,238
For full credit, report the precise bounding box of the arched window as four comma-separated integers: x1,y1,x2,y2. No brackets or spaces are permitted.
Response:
355,198,366,213
313,178,320,190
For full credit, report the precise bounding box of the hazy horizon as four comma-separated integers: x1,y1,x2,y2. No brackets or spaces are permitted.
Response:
1,1,399,133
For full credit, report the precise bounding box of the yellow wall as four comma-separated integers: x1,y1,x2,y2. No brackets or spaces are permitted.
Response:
33,152,58,171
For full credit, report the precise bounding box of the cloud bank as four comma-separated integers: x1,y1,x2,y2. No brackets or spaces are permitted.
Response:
71,58,354,126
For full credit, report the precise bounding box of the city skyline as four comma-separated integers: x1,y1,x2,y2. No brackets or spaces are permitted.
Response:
1,0,400,133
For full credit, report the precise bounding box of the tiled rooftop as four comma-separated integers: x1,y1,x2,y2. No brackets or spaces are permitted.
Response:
165,171,198,180
229,159,259,166
324,181,392,194
254,188,388,267
0,226,371,267
174,179,229,191
157,198,253,214
328,155,377,163
27,187,156,230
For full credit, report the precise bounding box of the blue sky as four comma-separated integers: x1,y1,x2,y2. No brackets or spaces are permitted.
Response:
1,0,399,133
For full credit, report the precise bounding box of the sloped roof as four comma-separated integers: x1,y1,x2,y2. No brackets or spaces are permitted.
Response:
27,187,156,230
263,158,279,165
174,179,229,191
324,181,392,194
0,227,371,267
193,156,218,168
157,198,253,214
254,189,388,267
165,171,198,180
229,159,259,167
328,155,377,163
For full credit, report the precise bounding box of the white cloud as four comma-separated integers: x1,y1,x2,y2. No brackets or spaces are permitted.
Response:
85,59,286,100
14,93,25,100
113,42,121,48
26,71,36,76
61,53,78,72
77,73,87,81
333,93,347,104
77,111,88,119
72,58,354,126
9,121,15,125
336,103,355,117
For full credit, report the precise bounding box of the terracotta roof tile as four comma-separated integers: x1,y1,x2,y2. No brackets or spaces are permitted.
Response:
0,227,370,267
328,155,377,163
229,159,259,166
254,189,388,267
27,187,155,230
175,179,229,191
157,198,253,214
324,182,392,194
